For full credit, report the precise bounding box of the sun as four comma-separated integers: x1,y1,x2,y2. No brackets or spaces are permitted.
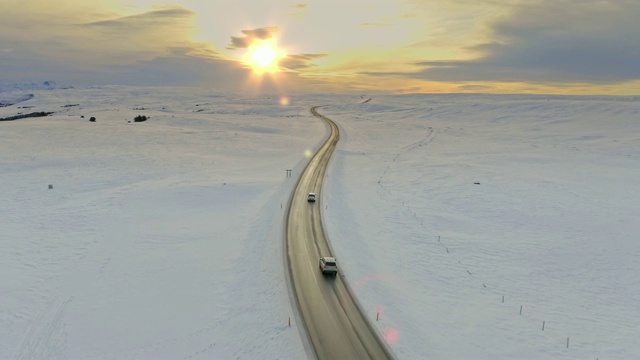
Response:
244,39,285,75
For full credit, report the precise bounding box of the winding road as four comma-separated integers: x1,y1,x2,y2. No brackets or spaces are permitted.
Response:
286,107,393,360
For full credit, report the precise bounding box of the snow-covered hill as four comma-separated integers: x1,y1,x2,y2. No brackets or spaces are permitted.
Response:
0,81,73,107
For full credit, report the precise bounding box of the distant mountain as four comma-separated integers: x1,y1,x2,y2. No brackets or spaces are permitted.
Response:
0,80,72,93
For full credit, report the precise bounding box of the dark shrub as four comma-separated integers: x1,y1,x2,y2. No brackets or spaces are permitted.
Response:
89,117,96,122
134,115,148,122
0,112,53,121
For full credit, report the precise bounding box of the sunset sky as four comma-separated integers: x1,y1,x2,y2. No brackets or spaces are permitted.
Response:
1,0,638,94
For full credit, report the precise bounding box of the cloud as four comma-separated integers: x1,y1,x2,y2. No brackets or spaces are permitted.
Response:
287,3,308,18
84,8,194,28
0,5,251,88
392,0,640,85
0,6,200,69
102,47,248,87
77,7,196,59
280,54,327,70
228,27,279,49
456,84,496,92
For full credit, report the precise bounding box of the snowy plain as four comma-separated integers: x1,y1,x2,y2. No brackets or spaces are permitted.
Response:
1,83,639,359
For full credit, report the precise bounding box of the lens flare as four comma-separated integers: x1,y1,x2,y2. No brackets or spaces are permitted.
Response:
349,272,401,345
279,95,290,106
304,149,312,158
384,327,400,344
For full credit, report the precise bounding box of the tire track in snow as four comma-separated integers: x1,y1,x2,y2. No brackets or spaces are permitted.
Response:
13,296,74,360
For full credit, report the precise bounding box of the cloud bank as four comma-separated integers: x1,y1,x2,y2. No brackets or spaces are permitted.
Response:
409,1,640,85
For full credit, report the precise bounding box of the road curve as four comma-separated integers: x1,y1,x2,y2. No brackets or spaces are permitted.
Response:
286,106,393,360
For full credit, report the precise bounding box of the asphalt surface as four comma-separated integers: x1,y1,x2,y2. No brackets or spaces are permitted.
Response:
286,107,393,360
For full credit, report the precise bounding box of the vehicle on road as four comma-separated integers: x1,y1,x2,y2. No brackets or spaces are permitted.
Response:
308,192,316,202
319,257,338,276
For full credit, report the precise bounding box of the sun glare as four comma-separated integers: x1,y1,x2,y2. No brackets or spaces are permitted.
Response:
244,39,285,75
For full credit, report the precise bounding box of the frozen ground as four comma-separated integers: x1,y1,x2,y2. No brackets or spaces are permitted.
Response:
322,94,640,360
1,85,639,359
1,86,319,360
